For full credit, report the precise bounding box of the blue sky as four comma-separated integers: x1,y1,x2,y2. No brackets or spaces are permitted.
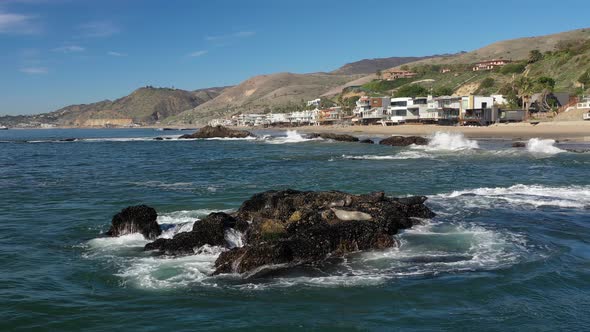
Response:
1,0,589,115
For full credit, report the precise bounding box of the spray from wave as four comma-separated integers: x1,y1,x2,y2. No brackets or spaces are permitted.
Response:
414,132,479,151
525,138,565,155
264,130,321,144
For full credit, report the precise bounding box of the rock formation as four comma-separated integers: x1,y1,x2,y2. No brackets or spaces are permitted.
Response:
106,205,161,239
379,136,428,146
179,125,253,139
307,133,360,142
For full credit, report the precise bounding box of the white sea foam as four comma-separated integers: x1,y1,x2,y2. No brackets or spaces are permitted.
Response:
342,151,433,160
436,184,590,209
264,130,321,144
526,138,566,155
414,132,479,151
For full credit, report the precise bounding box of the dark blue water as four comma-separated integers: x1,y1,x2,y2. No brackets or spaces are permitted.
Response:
1,129,589,331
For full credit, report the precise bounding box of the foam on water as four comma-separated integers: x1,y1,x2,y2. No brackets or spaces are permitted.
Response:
526,138,566,155
413,132,479,151
342,151,433,160
264,130,321,144
435,184,590,209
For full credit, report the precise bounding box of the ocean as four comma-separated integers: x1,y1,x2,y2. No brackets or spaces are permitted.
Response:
1,128,589,331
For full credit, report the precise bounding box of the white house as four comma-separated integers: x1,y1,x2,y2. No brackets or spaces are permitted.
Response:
268,113,290,124
307,98,321,108
289,110,319,125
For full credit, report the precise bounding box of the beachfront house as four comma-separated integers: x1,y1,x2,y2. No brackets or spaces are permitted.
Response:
461,95,498,125
268,113,290,125
319,107,343,125
236,113,268,126
289,109,319,126
472,59,511,71
353,97,390,125
387,97,431,124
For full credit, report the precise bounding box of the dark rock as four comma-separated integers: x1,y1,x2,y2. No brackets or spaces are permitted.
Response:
379,136,428,146
59,138,77,142
359,138,374,144
179,125,253,139
144,212,237,254
214,241,293,275
565,148,590,153
213,189,435,275
512,142,526,148
307,133,359,142
153,137,164,140
107,205,161,239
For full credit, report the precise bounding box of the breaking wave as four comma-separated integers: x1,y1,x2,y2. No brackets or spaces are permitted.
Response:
526,138,566,155
414,132,479,151
263,130,321,144
342,151,433,160
434,184,590,209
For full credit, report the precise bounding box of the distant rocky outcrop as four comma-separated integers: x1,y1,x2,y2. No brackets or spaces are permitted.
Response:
106,205,161,239
359,138,375,144
179,125,253,139
379,136,428,146
307,133,359,142
118,190,436,276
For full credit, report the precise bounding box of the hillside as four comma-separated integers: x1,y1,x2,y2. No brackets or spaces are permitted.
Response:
331,56,438,75
0,87,226,127
327,28,590,106
166,72,362,125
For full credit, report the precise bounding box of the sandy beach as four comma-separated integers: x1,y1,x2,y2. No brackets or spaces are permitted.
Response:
288,121,590,141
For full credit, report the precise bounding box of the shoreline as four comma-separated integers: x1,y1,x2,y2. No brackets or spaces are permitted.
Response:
5,121,590,142
270,121,590,142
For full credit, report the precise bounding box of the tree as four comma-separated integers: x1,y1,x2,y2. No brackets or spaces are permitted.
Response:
578,70,590,86
528,49,543,63
514,76,534,119
535,76,555,91
375,70,382,79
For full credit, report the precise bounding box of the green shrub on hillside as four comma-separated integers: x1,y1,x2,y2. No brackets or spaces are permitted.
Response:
394,84,429,98
499,63,526,74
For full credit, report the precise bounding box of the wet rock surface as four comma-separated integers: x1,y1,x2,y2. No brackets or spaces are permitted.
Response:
379,136,428,146
106,205,161,239
179,125,253,139
307,133,360,142
110,190,435,276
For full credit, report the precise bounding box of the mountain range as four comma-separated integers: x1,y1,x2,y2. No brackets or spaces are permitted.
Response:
2,27,590,127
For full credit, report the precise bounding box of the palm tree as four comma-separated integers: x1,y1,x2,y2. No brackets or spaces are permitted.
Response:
514,76,534,120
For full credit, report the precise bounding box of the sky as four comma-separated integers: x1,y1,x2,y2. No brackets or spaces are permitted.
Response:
1,0,590,116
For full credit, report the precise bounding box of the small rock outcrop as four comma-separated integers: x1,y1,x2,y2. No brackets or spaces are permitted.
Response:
359,138,374,144
119,190,436,277
379,136,428,146
512,142,526,148
106,205,161,239
179,125,253,139
307,133,359,142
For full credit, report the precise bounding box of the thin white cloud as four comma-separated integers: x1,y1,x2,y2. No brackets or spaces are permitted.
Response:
205,30,256,41
189,50,208,57
53,45,85,53
0,10,39,34
79,21,119,38
107,51,127,57
20,67,48,74
234,31,255,37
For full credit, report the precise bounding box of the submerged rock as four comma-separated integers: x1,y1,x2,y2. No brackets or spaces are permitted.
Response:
512,142,526,148
359,138,374,144
59,138,77,142
307,133,359,142
107,205,161,239
179,125,253,139
379,136,428,146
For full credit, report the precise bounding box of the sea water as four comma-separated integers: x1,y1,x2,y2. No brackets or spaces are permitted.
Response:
1,128,589,331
